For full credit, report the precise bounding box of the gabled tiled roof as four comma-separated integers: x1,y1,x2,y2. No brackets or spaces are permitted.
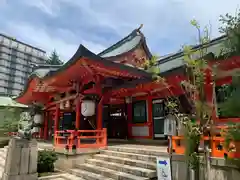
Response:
29,27,151,79
0,96,28,108
98,28,151,59
15,44,153,103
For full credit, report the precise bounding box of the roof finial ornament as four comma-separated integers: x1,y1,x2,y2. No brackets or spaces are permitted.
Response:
137,24,143,31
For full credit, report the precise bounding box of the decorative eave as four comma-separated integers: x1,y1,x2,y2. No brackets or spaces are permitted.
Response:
98,25,152,67
42,44,152,81
98,25,152,59
15,44,153,104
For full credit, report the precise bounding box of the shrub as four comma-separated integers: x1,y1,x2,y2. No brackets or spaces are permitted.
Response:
37,150,58,173
0,138,9,148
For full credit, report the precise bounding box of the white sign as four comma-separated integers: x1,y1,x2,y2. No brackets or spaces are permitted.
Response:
156,157,172,180
164,115,177,136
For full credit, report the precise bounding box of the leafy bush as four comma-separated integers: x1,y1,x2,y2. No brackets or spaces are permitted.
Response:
223,123,240,150
37,150,58,173
0,138,9,148
0,107,24,132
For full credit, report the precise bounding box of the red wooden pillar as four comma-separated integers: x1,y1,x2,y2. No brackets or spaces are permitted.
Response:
97,97,103,130
48,111,52,140
75,97,81,129
39,113,45,139
127,101,133,138
39,125,43,139
43,111,49,140
147,95,153,138
54,105,60,134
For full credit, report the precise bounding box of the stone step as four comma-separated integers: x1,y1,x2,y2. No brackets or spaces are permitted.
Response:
60,173,86,180
107,146,166,156
93,154,156,170
75,163,149,180
100,150,157,162
38,173,86,180
69,168,114,180
0,166,4,179
85,158,156,178
0,156,6,168
0,148,7,154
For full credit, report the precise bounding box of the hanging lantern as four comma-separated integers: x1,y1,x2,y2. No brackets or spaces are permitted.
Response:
64,92,71,109
33,114,43,124
125,97,132,104
65,100,70,108
81,99,95,116
31,127,40,134
60,101,64,110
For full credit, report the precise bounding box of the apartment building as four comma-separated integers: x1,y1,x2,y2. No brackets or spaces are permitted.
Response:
0,33,46,96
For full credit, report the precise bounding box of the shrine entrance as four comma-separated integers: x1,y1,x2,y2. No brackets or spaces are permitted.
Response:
103,104,128,139
152,99,166,139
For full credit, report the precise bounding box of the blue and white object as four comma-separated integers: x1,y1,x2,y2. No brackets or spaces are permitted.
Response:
156,156,172,180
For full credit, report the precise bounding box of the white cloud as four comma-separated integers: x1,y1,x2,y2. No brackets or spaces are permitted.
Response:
21,0,59,17
178,1,240,36
54,0,240,37
0,0,7,5
81,40,106,54
1,0,240,59
4,22,105,61
33,0,240,53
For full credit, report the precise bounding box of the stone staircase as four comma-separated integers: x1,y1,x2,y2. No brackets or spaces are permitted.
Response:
0,144,167,180
67,145,167,180
0,147,7,178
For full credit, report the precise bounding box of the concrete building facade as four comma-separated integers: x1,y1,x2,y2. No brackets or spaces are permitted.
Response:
0,33,46,96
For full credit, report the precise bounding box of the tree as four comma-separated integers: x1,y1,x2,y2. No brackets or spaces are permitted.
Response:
178,11,240,179
219,9,240,57
218,9,240,117
47,50,63,65
0,107,24,132
178,20,213,180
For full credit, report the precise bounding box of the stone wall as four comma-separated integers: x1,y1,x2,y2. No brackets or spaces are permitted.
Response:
163,153,240,180
54,151,99,170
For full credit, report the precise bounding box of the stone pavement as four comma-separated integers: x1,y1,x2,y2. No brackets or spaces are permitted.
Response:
0,146,81,180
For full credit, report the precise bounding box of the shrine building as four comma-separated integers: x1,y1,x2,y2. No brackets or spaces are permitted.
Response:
14,27,240,150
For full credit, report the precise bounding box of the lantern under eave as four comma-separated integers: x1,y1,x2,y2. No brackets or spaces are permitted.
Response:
60,101,64,110
31,127,40,133
125,96,132,104
65,100,70,109
33,114,43,124
81,99,96,116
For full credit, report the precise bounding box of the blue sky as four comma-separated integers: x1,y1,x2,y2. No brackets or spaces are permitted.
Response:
0,0,239,61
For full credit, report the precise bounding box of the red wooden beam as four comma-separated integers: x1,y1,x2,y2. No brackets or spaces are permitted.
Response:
44,94,78,109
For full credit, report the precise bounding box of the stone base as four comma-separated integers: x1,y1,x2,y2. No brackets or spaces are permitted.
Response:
2,173,38,180
1,137,38,180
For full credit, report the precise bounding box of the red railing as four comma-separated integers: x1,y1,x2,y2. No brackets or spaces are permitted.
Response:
171,135,240,158
54,128,107,152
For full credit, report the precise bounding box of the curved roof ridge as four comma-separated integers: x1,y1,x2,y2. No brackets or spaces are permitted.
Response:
42,44,152,80
15,36,154,103
98,29,138,56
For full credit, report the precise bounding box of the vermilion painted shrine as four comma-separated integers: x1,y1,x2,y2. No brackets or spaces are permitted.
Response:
15,27,240,155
